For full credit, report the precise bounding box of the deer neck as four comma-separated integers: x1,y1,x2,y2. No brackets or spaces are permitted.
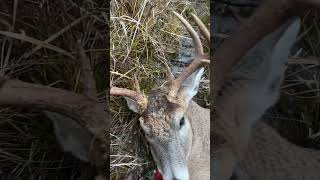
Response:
185,100,210,179
235,121,320,179
187,100,210,145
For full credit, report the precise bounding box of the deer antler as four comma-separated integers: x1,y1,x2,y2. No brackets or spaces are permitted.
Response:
168,11,210,97
0,46,108,177
110,65,148,111
110,86,148,110
212,0,319,98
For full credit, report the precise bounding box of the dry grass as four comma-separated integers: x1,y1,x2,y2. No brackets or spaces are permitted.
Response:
110,0,209,179
271,10,320,147
0,0,107,179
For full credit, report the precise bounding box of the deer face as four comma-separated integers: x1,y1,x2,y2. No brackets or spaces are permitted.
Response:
125,68,204,180
140,90,192,180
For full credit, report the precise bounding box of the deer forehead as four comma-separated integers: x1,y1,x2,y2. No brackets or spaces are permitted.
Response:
141,89,186,139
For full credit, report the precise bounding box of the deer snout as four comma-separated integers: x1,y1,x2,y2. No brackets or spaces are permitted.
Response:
161,168,189,180
172,168,189,180
171,175,189,180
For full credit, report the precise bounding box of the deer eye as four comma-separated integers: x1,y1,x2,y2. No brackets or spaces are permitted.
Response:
179,117,185,128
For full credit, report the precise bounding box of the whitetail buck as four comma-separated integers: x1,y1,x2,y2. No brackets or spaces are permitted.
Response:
111,11,210,180
0,45,108,180
212,0,320,179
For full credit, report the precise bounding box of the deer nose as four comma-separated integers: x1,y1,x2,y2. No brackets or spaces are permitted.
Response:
173,177,185,180
172,175,188,180
172,177,188,180
171,168,189,180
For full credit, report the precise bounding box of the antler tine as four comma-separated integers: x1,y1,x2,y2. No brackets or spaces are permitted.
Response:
172,11,204,56
168,11,210,97
77,43,98,99
110,87,148,109
190,13,210,43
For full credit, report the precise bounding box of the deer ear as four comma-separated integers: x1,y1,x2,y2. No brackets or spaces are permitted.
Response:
269,18,300,66
44,111,92,162
177,68,204,103
138,117,152,134
125,97,140,113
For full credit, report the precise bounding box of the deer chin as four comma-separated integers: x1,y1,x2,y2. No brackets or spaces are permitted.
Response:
150,146,190,180
156,166,189,180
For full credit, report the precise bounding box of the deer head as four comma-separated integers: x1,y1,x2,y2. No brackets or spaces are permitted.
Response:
111,11,209,180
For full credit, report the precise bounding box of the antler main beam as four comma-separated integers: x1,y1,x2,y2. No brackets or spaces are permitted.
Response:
110,87,148,109
168,11,210,97
212,0,314,98
190,13,210,42
0,78,108,142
